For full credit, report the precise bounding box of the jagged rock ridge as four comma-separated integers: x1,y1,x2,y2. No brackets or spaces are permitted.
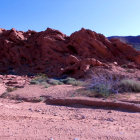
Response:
0,28,140,78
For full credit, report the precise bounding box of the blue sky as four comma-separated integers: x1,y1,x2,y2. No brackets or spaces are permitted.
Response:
0,0,140,36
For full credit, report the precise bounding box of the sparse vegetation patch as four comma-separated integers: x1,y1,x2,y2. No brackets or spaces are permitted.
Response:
60,77,84,86
30,74,83,87
120,79,140,92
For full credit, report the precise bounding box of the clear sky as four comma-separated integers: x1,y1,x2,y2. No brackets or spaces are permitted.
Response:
0,0,140,36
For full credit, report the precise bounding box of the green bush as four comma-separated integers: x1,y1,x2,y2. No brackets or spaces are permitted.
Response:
120,79,140,92
33,74,47,82
44,84,50,88
60,77,83,86
30,73,48,85
7,87,17,92
30,74,83,87
30,80,40,85
46,79,63,85
90,84,110,97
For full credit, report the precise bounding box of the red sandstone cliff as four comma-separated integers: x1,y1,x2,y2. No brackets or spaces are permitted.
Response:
0,28,139,78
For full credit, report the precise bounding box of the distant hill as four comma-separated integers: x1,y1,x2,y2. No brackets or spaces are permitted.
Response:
108,36,140,51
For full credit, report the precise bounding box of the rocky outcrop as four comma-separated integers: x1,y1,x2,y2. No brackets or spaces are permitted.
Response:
135,55,140,65
45,97,140,112
0,28,139,78
0,75,30,88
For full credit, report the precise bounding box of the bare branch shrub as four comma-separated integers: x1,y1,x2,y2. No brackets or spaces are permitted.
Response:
86,70,125,97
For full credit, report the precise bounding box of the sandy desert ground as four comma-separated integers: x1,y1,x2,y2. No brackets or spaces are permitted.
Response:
0,98,140,140
0,83,140,140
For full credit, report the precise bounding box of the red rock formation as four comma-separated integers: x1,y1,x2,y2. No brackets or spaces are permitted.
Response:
135,55,140,65
0,28,139,78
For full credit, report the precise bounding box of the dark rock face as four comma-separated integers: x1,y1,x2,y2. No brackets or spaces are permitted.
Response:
0,28,139,78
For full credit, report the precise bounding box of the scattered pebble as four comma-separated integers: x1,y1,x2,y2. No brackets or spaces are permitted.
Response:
35,109,42,112
28,108,33,111
107,110,112,113
81,115,86,119
106,118,114,122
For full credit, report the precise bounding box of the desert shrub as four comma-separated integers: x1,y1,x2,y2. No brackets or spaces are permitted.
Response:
60,77,83,86
38,82,50,88
46,77,83,86
30,80,40,85
44,84,50,88
46,79,63,85
30,73,48,85
120,79,140,92
89,84,110,97
30,74,83,87
7,87,17,92
33,73,47,81
86,72,124,97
